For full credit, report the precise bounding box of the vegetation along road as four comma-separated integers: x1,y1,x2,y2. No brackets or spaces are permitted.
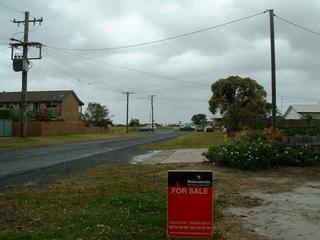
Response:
0,130,177,190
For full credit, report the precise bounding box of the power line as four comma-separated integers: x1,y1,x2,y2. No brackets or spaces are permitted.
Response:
44,48,320,104
44,11,267,51
274,14,320,38
0,3,23,14
43,48,124,93
51,50,209,88
42,51,156,96
157,97,208,102
29,49,119,94
156,100,209,110
0,46,9,52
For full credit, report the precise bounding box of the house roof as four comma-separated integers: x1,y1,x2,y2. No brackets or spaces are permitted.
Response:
289,105,320,113
283,105,320,118
0,90,84,106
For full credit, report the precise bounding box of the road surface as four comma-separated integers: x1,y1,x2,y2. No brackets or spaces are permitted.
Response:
0,130,177,189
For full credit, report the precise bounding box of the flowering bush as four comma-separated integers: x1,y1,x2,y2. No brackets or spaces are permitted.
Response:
204,139,315,170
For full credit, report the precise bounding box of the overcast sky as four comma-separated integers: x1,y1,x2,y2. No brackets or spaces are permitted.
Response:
0,0,320,124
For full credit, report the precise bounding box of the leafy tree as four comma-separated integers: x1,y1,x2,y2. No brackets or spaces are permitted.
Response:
191,114,207,125
129,118,140,127
84,102,112,127
209,76,267,131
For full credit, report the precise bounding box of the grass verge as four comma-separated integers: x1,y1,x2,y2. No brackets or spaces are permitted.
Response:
142,131,224,150
0,164,223,240
0,162,319,239
0,127,138,152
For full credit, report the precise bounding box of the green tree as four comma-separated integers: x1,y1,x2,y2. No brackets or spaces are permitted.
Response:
129,118,140,127
191,114,207,125
209,76,267,131
84,102,112,127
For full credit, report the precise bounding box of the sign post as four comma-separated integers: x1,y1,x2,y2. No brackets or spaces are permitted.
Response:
167,170,213,239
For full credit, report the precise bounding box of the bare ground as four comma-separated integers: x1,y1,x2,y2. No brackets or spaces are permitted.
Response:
212,165,320,240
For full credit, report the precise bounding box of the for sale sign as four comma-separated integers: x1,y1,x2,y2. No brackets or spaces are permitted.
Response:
167,170,213,239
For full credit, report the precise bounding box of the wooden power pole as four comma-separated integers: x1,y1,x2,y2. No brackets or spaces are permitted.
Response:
11,11,43,137
21,11,29,138
122,92,134,133
268,9,277,134
150,95,156,132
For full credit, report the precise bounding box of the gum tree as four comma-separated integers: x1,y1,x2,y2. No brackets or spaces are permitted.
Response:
209,76,267,131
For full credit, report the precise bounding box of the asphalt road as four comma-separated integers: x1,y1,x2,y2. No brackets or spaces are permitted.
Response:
0,130,177,190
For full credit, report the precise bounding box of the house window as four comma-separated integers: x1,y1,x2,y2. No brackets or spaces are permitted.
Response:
46,103,58,108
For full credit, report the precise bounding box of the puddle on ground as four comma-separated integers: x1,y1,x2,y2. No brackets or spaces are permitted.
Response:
253,177,290,184
129,150,161,164
228,181,320,240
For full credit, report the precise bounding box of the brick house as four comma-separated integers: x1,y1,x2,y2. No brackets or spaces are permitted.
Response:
0,90,84,122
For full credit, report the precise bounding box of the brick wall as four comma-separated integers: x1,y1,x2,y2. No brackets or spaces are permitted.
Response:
61,94,80,122
14,121,106,136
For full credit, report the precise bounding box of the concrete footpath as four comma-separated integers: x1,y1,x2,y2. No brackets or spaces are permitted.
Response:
130,148,208,164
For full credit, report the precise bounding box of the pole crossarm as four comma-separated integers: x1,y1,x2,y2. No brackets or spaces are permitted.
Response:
12,17,43,25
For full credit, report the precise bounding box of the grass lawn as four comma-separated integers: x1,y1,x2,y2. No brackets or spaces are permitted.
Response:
143,131,224,150
1,162,318,240
0,127,138,152
0,163,223,240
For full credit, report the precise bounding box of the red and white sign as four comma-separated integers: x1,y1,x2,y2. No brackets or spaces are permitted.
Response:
167,170,213,238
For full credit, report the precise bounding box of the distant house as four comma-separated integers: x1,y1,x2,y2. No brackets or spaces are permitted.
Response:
0,90,84,122
283,105,320,120
210,114,223,127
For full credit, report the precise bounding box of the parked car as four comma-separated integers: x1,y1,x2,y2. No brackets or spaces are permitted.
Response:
204,125,213,132
179,123,194,131
193,125,204,132
137,125,157,132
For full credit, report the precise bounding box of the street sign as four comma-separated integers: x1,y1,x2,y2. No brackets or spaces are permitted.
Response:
167,170,213,239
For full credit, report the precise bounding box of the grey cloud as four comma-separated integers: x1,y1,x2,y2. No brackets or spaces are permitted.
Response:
0,0,319,123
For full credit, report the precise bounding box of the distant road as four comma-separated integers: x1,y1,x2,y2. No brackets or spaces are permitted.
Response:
0,130,177,184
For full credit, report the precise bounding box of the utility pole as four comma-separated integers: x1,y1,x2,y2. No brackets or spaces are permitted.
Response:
150,95,156,132
11,12,43,137
268,9,277,134
122,92,134,133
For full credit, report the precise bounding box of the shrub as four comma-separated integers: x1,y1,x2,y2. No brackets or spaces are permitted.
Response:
283,123,320,136
262,127,286,140
0,109,13,119
204,139,315,170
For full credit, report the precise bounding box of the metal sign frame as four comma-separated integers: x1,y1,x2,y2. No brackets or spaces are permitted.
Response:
10,42,42,60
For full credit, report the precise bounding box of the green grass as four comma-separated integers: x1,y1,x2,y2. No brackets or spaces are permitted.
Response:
143,131,224,150
0,127,138,152
0,164,222,240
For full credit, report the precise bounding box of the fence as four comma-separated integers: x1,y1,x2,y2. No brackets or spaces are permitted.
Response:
13,121,106,136
0,119,13,137
282,135,320,154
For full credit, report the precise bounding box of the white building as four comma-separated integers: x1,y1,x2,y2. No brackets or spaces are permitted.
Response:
283,105,320,120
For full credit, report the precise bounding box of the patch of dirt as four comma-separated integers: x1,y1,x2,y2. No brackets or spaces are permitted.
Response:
228,182,320,240
214,165,320,240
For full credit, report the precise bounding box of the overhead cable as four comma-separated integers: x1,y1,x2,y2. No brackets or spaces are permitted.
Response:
45,11,267,51
275,14,320,38
49,49,209,88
